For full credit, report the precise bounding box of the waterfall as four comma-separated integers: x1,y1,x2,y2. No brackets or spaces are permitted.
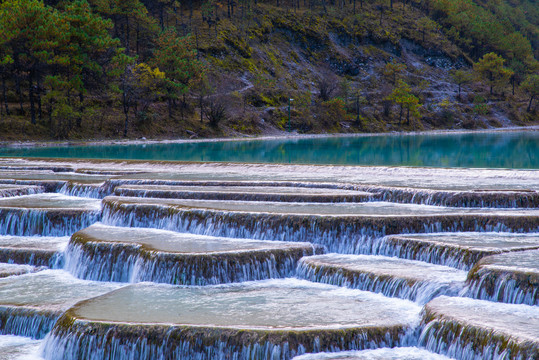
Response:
295,258,465,304
0,306,61,340
419,296,539,360
113,186,372,203
0,179,67,193
102,180,539,208
42,318,416,360
358,185,539,208
0,248,64,268
59,183,108,199
467,272,538,306
368,235,484,270
466,267,539,306
0,186,44,198
64,240,314,284
419,318,538,360
101,199,539,254
0,209,101,236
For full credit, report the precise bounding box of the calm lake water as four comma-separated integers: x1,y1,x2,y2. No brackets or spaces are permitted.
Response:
1,131,538,169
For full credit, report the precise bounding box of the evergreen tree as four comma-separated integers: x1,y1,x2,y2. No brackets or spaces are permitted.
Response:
474,52,513,95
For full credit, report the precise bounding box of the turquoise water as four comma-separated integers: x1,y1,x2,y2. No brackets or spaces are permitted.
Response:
1,131,538,168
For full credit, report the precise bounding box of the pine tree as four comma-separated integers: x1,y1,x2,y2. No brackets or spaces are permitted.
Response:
153,28,204,119
473,53,513,95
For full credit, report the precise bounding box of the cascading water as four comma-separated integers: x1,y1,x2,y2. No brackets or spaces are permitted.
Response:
465,249,539,306
0,209,100,237
101,197,539,254
0,158,537,360
0,235,69,268
58,183,108,199
41,280,421,360
64,225,319,284
419,296,539,360
368,233,539,270
295,255,467,304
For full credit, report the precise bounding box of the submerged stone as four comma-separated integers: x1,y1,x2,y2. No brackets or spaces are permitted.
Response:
66,223,320,284
0,170,113,183
0,235,68,268
0,194,101,236
0,270,119,339
292,347,454,359
43,279,421,360
420,296,539,360
374,233,539,270
0,185,43,198
0,335,42,360
114,184,373,203
467,249,539,305
296,254,466,304
102,197,539,254
0,263,39,278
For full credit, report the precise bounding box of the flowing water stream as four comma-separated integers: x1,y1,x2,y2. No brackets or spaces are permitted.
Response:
0,134,537,359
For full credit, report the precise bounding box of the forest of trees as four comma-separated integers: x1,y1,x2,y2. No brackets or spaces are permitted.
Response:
0,0,537,139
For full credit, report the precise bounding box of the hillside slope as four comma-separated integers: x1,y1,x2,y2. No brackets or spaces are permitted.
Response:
0,0,537,140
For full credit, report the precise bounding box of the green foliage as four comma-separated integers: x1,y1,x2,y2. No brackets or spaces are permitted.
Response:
383,60,406,85
417,16,440,43
521,74,539,112
474,52,513,95
431,0,537,67
451,69,474,98
319,98,348,129
472,95,489,115
153,28,204,101
386,80,421,124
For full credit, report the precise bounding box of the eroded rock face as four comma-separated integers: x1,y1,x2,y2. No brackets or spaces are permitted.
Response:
113,184,374,203
296,254,466,304
65,224,320,284
0,194,101,236
102,196,539,254
467,249,539,306
420,296,539,360
43,280,421,360
372,233,539,270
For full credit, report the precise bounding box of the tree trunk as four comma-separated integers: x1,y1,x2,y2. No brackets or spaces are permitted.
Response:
199,95,204,122
77,91,84,127
29,68,36,125
528,95,535,112
399,104,403,123
15,71,24,115
2,73,9,116
123,92,129,137
125,15,130,54
37,76,42,121
48,98,53,132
